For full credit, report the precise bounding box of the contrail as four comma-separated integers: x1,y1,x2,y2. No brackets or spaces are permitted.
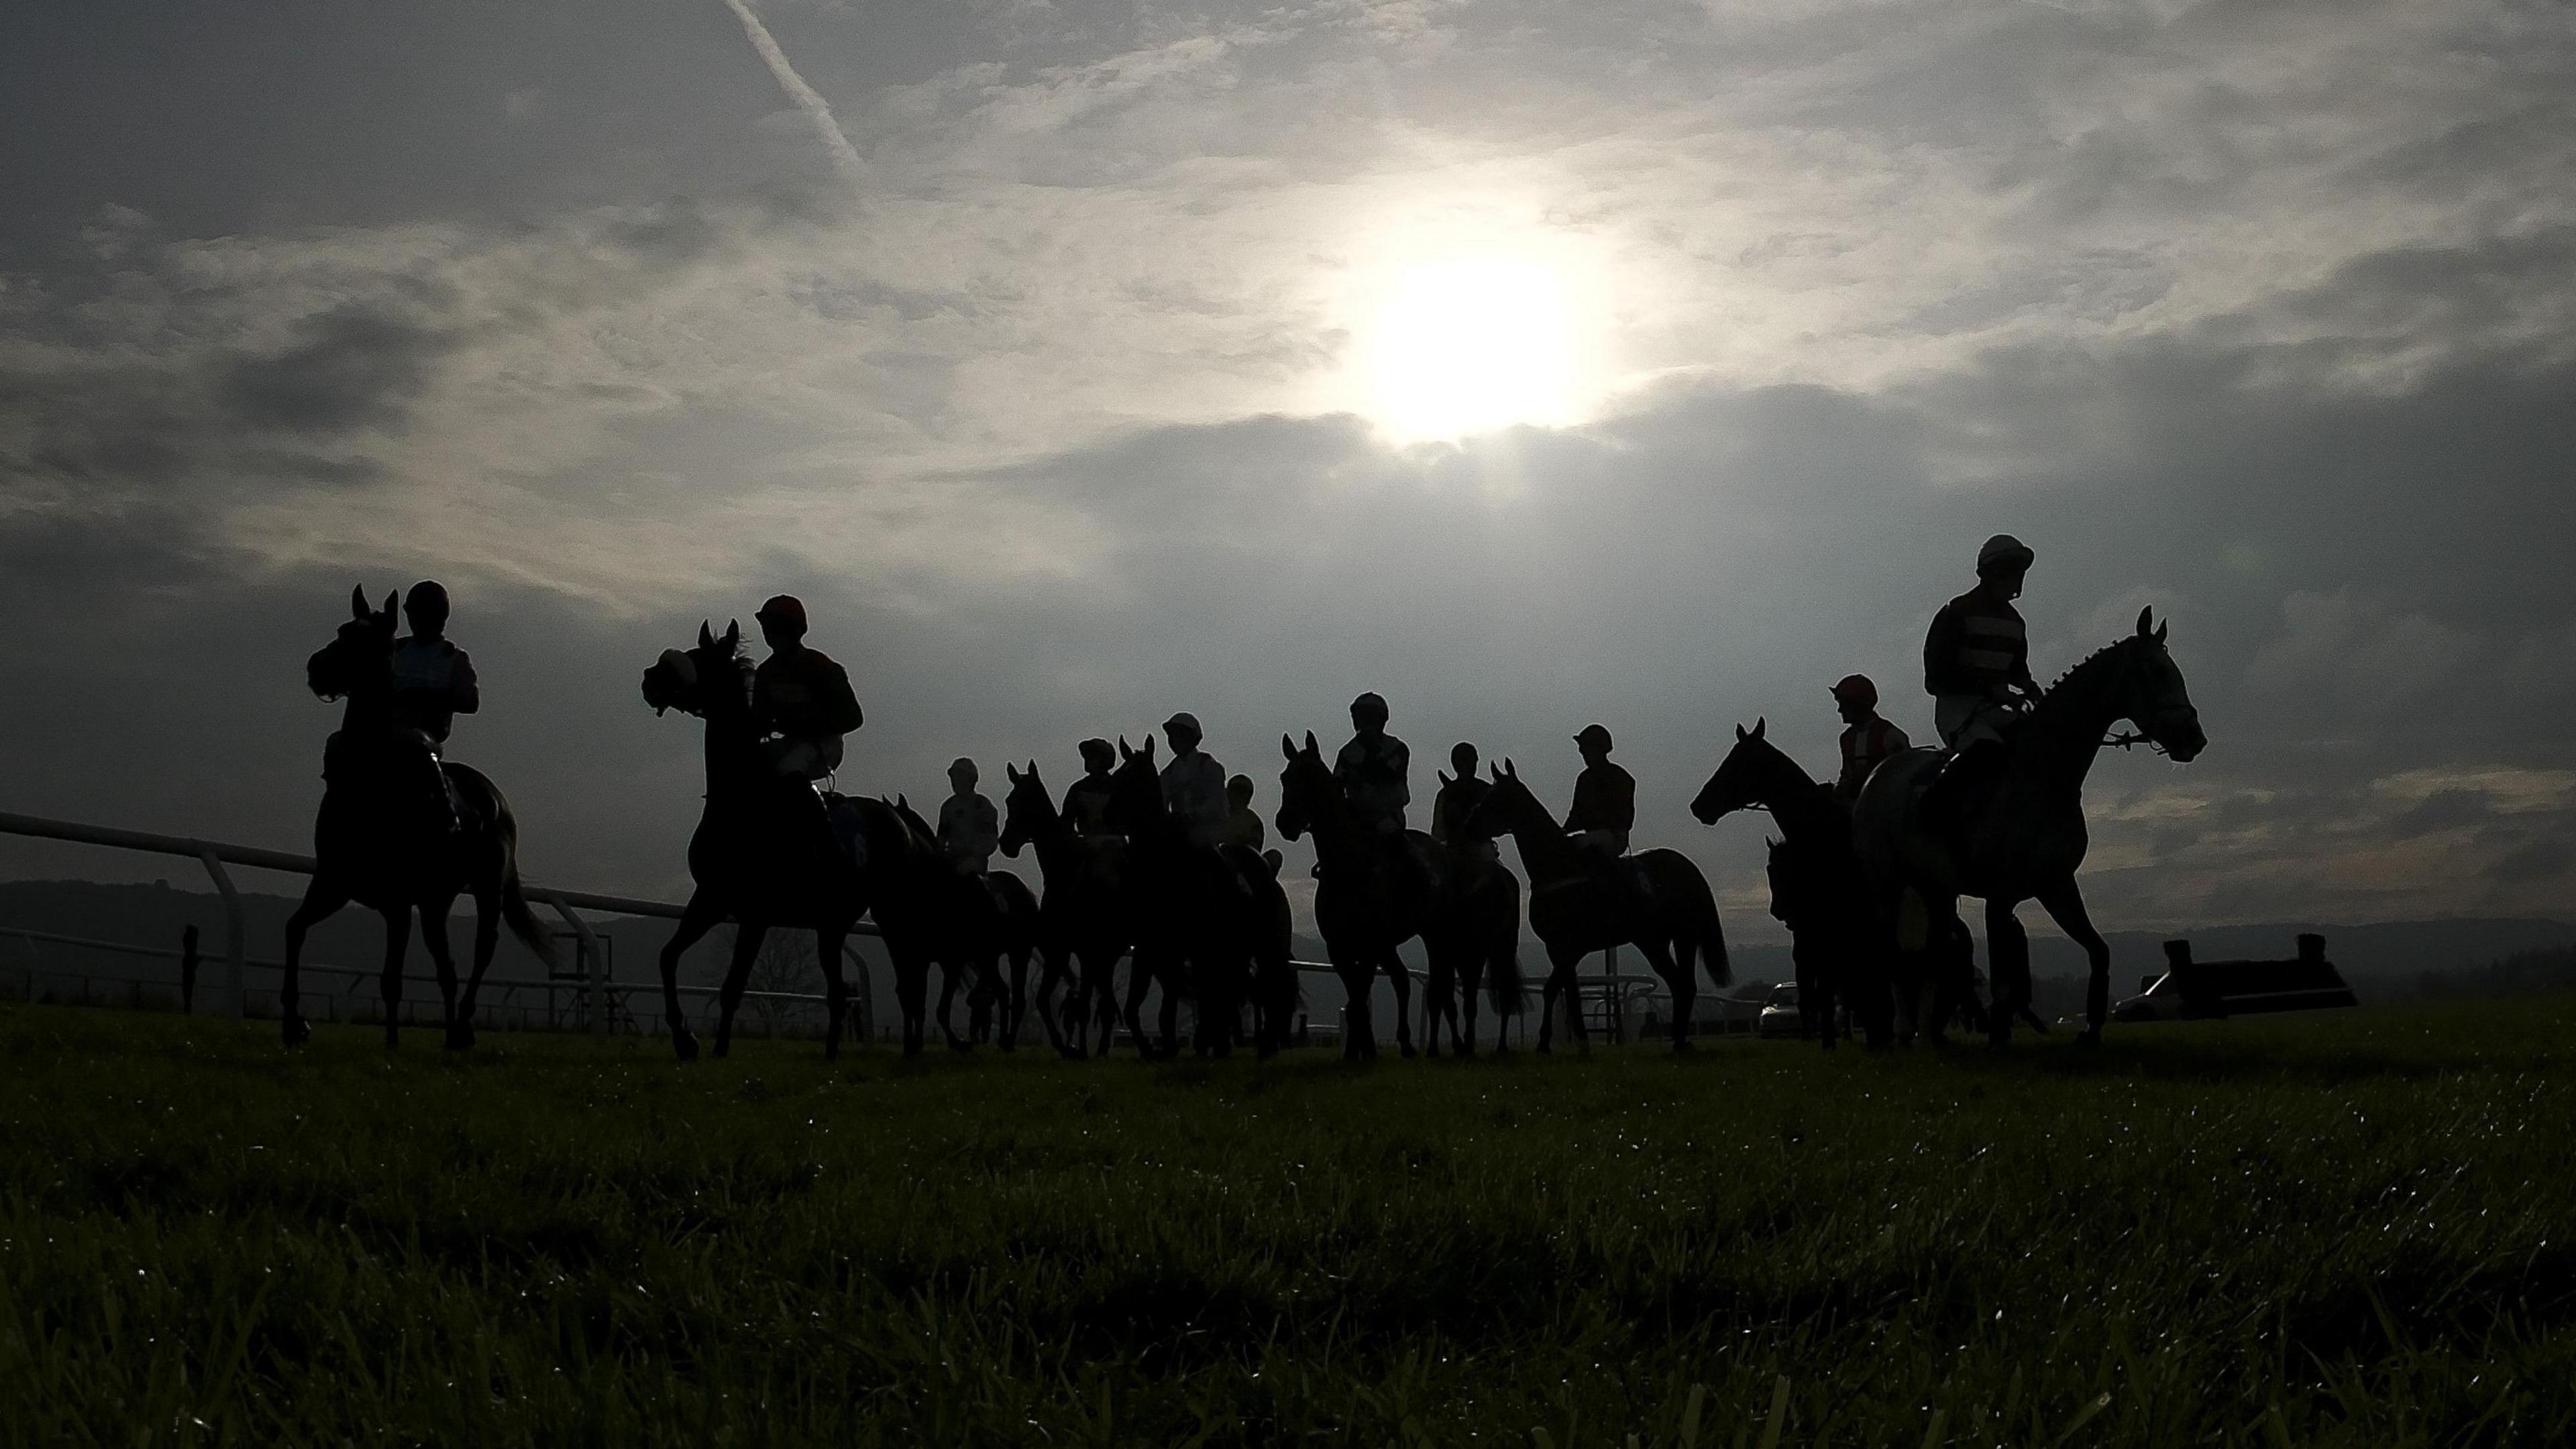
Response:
717,0,867,186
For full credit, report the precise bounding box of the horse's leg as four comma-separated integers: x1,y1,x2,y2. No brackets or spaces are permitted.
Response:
1638,937,1692,1051
1002,946,1030,1052
713,921,763,1059
657,894,723,1061
1536,943,1579,1053
1121,948,1158,1059
934,957,969,1051
1984,900,2029,1048
2035,877,2112,1045
1154,955,1182,1059
1387,946,1416,1059
1331,947,1373,1061
378,906,413,1050
1032,946,1071,1057
817,923,851,1061
418,900,463,1049
279,879,348,1047
892,949,929,1058
456,882,502,1051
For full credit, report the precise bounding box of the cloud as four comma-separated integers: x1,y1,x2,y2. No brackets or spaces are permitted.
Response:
716,0,869,186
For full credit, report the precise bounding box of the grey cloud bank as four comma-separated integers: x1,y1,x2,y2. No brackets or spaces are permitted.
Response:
1,0,2571,939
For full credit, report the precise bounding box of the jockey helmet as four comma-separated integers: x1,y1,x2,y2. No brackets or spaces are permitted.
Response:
755,594,808,633
1079,737,1114,768
1350,691,1389,724
1830,674,1878,708
1573,723,1615,752
1163,711,1202,739
1976,534,2035,576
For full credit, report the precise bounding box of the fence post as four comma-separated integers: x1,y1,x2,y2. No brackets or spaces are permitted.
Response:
180,925,200,1014
541,894,608,1037
197,848,246,1020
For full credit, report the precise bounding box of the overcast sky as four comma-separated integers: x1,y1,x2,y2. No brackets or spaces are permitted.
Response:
3,0,2572,938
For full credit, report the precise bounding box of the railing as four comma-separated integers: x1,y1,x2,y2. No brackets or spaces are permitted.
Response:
2,807,1661,1049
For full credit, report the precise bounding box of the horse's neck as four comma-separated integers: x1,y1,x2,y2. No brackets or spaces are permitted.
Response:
701,710,769,798
1028,807,1081,877
1503,798,1583,881
2020,649,2128,789
1756,749,1839,842
1303,785,1377,867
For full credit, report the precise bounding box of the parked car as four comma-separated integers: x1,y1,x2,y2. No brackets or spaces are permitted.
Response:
1756,983,1804,1038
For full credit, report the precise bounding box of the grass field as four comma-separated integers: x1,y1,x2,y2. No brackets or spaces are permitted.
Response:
2,1000,2571,1446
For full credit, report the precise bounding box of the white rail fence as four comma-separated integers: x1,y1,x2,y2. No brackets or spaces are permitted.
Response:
1,808,1688,1045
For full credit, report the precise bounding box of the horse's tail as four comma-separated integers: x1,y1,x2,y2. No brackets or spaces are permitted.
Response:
457,764,560,971
1485,869,1527,1016
1681,864,1731,987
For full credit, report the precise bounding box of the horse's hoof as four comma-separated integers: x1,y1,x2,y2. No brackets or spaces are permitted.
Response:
2076,1028,2102,1049
444,1021,476,1052
712,1038,731,1059
1398,1042,1417,1060
281,1016,312,1049
1672,1038,1695,1053
672,1030,699,1063
382,1030,400,1051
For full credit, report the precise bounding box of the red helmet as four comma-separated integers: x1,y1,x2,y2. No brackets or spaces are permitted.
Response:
1829,674,1878,708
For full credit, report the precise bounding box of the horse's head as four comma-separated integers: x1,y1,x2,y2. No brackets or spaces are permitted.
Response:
1460,758,1540,841
1690,718,1786,824
1273,731,1336,843
641,620,751,720
2114,608,2206,763
999,760,1051,858
1102,735,1165,836
307,585,398,702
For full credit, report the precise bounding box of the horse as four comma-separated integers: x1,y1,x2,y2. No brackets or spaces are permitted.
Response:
998,761,1133,1058
640,620,875,1060
283,586,559,1049
1851,607,2206,1045
1102,738,1294,1058
1460,761,1729,1051
886,794,1043,1051
1272,733,1428,1059
1420,781,1528,1057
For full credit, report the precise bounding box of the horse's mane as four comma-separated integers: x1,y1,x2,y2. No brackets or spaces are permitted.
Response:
2030,633,2148,725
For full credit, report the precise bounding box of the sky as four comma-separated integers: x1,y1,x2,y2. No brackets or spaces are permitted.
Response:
2,0,2572,940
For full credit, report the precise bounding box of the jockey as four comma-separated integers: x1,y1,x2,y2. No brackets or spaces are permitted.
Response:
1061,737,1120,838
1925,535,2038,749
1922,535,2038,830
1431,741,1499,863
1219,774,1268,853
751,594,863,784
1159,712,1230,849
1333,691,1411,836
1562,724,1635,859
387,580,477,831
1829,674,1910,808
938,757,999,875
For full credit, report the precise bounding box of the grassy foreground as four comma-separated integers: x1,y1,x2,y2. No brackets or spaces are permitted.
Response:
1,1001,2571,1446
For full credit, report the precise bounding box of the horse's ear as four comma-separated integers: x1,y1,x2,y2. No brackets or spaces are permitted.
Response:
1005,763,1021,784
2154,619,2169,645
1735,723,1748,743
896,792,908,809
698,619,715,648
1503,757,1519,779
1282,733,1297,761
722,619,740,650
350,585,370,619
2135,606,2154,637
1303,729,1318,756
1752,716,1766,741
383,591,400,618
1118,736,1132,760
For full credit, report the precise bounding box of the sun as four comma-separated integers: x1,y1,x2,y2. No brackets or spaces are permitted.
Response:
1360,254,1585,443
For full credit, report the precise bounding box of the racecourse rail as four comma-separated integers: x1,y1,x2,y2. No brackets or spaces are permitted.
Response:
0,808,1684,1043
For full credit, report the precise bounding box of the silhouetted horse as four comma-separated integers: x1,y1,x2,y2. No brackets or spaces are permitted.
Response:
888,795,1042,1051
1275,735,1525,1057
1462,761,1729,1051
641,621,871,1059
284,586,557,1050
1104,738,1294,1058
998,761,1132,1058
1852,608,2206,1044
